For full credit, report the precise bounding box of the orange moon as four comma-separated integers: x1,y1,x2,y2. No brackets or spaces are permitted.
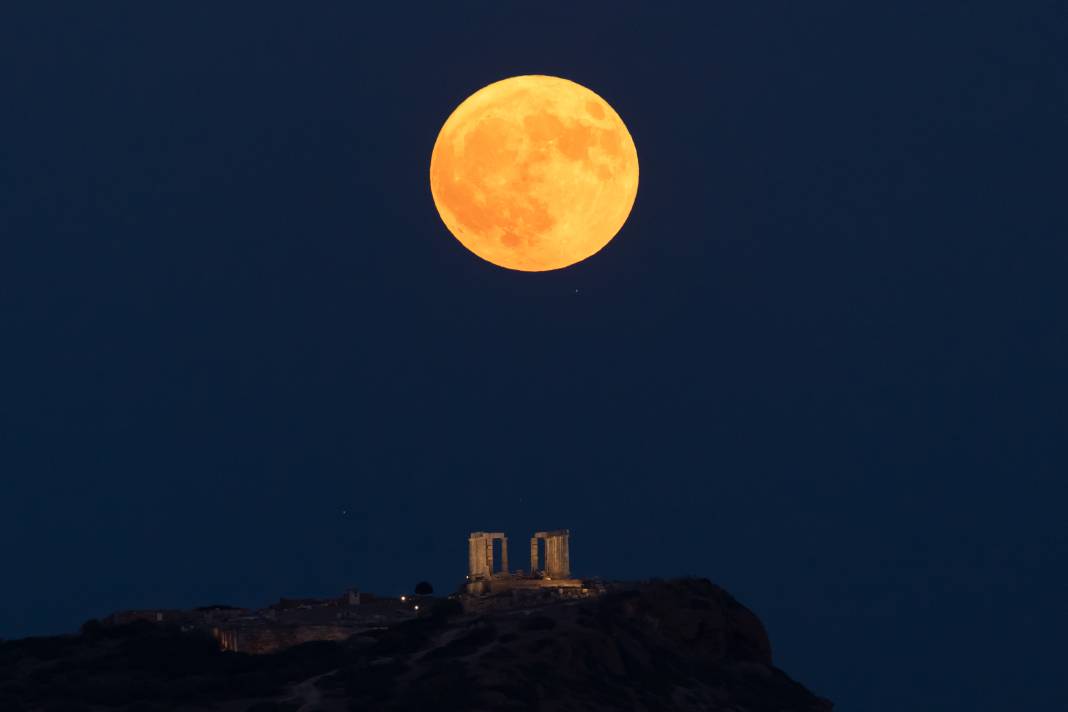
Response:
430,75,639,272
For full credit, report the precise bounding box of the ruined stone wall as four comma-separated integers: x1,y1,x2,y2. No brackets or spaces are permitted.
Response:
212,625,356,654
460,582,595,613
103,610,171,626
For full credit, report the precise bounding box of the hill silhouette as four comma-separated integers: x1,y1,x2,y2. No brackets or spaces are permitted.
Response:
0,578,831,711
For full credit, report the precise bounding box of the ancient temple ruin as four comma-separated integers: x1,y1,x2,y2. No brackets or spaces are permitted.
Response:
530,530,570,579
468,529,570,580
468,531,509,578
464,529,588,605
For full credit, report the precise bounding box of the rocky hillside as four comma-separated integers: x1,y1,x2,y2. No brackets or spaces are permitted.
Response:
0,578,831,711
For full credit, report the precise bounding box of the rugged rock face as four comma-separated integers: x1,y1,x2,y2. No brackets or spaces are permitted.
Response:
329,578,830,711
0,578,831,711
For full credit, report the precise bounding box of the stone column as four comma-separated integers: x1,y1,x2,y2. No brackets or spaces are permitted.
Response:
500,536,509,574
543,531,571,579
530,537,539,575
485,536,494,576
469,533,491,579
560,532,570,578
546,536,557,578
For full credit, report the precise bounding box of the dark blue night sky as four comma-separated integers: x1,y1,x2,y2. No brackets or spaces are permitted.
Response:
2,3,1066,710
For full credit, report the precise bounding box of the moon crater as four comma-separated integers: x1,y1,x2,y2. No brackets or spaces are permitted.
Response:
430,76,639,271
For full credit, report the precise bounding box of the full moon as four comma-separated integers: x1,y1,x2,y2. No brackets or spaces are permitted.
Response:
430,75,639,272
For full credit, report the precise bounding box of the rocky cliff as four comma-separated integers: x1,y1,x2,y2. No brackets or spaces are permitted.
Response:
0,578,831,711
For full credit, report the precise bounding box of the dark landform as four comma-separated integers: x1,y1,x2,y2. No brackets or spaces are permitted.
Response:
0,579,831,712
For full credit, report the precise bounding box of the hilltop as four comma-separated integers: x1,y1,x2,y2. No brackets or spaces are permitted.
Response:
0,578,831,711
